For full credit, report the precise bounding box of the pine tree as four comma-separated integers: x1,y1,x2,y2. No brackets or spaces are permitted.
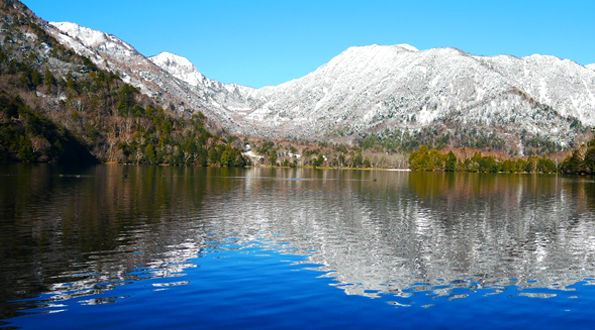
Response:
363,156,371,168
31,69,42,86
220,146,231,167
44,69,54,90
145,143,156,165
269,150,277,165
18,135,34,162
352,152,363,168
584,147,595,173
209,148,219,165
445,151,457,172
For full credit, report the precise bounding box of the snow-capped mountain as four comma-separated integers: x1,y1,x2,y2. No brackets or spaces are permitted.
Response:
50,22,157,96
587,63,595,71
149,52,255,114
149,52,209,88
49,22,595,153
238,44,594,147
48,22,248,131
476,54,595,124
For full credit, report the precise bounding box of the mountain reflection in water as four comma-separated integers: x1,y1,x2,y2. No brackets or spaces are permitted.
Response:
1,164,595,320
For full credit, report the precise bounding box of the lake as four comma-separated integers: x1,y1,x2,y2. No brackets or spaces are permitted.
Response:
1,164,595,329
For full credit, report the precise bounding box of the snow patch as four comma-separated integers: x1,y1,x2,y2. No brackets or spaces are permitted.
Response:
24,32,37,41
396,44,418,52
150,52,213,88
51,22,109,47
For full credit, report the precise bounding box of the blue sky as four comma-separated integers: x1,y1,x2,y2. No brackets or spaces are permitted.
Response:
23,0,595,88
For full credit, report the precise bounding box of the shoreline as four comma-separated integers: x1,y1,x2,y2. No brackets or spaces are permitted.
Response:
3,161,593,176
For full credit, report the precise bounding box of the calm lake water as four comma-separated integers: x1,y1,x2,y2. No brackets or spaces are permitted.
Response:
1,164,595,329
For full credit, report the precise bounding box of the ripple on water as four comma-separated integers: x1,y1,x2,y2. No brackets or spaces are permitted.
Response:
2,167,595,329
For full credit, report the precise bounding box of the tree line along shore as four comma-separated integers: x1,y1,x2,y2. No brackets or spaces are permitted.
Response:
0,4,593,175
408,135,595,175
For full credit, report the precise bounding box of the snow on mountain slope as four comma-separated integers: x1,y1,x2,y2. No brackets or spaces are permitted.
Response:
48,21,595,152
587,63,595,71
51,22,135,55
395,43,419,52
48,22,249,131
150,52,208,87
149,52,255,112
50,22,153,94
241,44,590,145
476,54,595,124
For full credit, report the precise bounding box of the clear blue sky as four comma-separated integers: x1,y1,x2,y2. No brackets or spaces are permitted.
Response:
23,0,595,88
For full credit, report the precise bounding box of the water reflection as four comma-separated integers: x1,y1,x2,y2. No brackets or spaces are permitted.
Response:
212,170,595,300
1,165,595,319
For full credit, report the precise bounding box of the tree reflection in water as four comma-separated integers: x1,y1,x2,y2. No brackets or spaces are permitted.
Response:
1,165,594,319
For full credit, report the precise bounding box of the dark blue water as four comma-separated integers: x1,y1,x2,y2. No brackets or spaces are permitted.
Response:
1,164,595,329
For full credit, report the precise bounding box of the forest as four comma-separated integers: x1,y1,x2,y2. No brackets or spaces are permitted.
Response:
0,2,246,167
0,1,592,173
408,132,595,175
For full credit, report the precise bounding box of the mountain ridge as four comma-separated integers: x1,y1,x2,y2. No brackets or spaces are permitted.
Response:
48,21,252,132
0,3,248,166
48,21,595,155
150,51,209,88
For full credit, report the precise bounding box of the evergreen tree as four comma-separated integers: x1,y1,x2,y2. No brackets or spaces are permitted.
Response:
560,151,581,174
269,150,277,165
145,143,156,165
445,151,457,172
117,85,137,117
18,135,34,162
67,76,76,90
409,145,430,171
198,149,209,167
316,154,325,167
363,156,371,168
583,147,595,173
352,152,363,167
209,148,219,165
31,69,42,86
173,147,184,166
220,145,231,167
501,159,514,173
44,69,54,90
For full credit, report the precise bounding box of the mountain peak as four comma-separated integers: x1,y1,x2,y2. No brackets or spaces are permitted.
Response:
149,52,207,87
51,22,99,43
328,44,421,67
396,43,419,52
50,22,132,50
345,44,418,53
150,52,197,74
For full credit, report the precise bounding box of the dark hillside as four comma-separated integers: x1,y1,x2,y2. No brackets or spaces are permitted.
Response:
0,0,246,166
